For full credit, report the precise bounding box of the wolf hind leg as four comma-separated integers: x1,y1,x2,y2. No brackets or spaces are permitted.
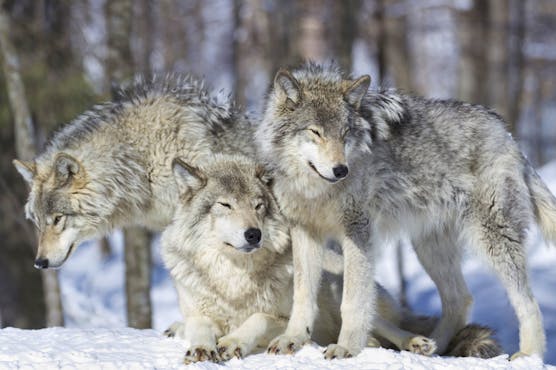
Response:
412,230,472,354
464,199,545,359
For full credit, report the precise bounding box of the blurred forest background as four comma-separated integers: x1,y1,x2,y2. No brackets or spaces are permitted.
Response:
1,0,556,330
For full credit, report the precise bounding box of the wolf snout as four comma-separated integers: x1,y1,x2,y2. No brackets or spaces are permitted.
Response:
332,164,349,179
34,258,49,269
244,228,262,245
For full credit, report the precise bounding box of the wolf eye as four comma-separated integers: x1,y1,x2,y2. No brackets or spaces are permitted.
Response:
53,215,63,226
217,202,232,209
255,203,264,211
308,128,322,138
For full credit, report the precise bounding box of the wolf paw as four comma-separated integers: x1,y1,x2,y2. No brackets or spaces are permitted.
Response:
403,336,437,356
510,351,530,361
323,344,354,360
267,334,308,355
217,336,248,360
183,345,220,364
163,321,185,338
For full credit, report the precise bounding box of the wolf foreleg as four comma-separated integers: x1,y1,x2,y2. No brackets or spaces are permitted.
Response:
267,226,323,355
217,313,287,360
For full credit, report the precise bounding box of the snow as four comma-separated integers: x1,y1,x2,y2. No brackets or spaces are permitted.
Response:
0,328,548,370
2,162,556,368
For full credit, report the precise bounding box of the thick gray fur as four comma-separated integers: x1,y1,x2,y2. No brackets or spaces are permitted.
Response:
256,62,556,360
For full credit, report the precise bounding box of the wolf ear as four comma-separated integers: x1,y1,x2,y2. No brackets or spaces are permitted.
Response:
54,153,82,187
172,157,207,195
255,164,273,188
274,69,301,108
13,159,36,184
344,75,371,109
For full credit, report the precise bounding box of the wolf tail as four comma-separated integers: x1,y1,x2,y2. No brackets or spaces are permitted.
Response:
526,165,556,243
399,312,502,358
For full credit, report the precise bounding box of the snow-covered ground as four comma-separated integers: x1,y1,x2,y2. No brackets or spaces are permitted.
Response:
2,162,556,369
0,327,548,370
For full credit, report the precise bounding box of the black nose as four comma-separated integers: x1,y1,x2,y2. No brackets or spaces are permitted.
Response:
244,228,262,245
34,258,49,269
333,165,349,179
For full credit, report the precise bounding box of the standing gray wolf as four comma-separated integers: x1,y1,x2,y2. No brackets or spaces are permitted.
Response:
256,62,555,360
161,154,501,363
13,76,254,269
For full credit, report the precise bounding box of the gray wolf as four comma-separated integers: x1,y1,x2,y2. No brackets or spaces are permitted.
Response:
13,75,254,269
160,154,501,363
256,63,555,360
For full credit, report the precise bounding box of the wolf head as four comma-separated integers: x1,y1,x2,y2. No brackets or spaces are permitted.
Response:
257,64,372,197
13,153,116,269
170,155,289,257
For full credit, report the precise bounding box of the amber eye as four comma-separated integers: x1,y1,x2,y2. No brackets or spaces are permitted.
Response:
217,202,232,209
53,215,63,226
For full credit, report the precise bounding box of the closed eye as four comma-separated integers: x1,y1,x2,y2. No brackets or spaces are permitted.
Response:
217,202,232,209
255,203,264,211
308,128,322,138
53,215,63,226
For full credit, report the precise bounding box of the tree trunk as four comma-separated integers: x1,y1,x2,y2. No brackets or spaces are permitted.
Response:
456,1,488,104
330,0,360,71
486,0,510,121
507,0,526,135
233,0,271,111
0,5,63,328
124,226,152,329
380,0,413,91
297,0,328,62
106,0,152,329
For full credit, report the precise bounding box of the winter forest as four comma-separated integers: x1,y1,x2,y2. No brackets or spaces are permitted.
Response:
1,0,556,369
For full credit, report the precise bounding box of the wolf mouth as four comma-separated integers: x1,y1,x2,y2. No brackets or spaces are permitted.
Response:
307,161,338,183
60,242,77,266
225,242,260,254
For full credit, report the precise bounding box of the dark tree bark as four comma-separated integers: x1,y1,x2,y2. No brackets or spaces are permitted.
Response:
330,0,360,71
106,0,152,329
486,0,510,122
456,0,489,104
380,0,412,91
0,5,64,328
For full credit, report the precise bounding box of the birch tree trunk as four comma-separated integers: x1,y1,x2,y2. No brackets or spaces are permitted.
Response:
106,0,152,329
233,0,271,111
0,6,63,328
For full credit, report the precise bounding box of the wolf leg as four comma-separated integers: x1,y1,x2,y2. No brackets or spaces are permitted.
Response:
182,315,222,364
373,317,437,356
218,313,287,360
464,205,545,359
324,232,376,359
412,230,472,354
267,226,323,355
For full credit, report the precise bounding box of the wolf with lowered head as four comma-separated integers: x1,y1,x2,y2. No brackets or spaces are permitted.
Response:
13,76,253,269
256,63,556,360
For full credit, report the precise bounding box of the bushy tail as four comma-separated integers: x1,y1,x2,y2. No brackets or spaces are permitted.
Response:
444,324,502,359
526,165,556,243
399,313,502,359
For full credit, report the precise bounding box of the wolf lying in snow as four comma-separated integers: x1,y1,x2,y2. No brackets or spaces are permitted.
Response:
161,154,501,363
13,76,253,269
256,63,556,360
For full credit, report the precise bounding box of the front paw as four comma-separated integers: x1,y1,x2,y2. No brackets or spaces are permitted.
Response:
163,321,185,338
402,336,437,356
217,336,249,360
323,343,353,359
183,345,220,364
267,334,309,355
